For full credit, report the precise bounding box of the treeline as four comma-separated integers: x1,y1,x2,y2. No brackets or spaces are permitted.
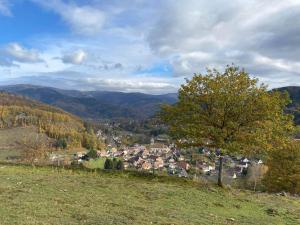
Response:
0,92,104,150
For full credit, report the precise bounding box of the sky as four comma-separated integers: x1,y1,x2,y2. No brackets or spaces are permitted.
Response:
0,0,300,94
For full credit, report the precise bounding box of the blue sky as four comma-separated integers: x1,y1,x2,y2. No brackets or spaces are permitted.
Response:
0,0,300,93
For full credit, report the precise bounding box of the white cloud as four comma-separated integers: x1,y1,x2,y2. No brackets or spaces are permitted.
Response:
4,71,181,94
1,43,43,64
147,0,300,81
33,0,105,35
3,0,300,93
254,54,300,73
0,0,11,16
62,49,87,65
85,77,178,93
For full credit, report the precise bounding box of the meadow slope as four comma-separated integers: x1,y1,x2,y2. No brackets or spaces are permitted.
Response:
0,165,299,225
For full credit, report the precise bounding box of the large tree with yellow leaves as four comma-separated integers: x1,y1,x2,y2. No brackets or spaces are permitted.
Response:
161,65,295,186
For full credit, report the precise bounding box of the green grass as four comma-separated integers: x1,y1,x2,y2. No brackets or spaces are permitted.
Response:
0,165,299,225
83,158,106,169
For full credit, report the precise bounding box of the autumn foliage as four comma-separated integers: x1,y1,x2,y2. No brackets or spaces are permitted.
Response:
0,92,104,150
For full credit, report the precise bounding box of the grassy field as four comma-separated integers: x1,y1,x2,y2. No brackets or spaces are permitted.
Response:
83,158,107,169
0,165,299,225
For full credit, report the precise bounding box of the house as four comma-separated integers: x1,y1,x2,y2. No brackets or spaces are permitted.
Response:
169,162,176,169
178,169,188,178
178,155,185,161
142,161,152,170
134,157,144,167
154,157,164,169
50,153,65,165
75,151,87,158
169,158,175,163
123,162,129,169
149,143,170,154
168,165,176,175
241,157,250,163
97,151,107,157
237,161,249,173
177,161,190,171
113,151,123,157
142,149,150,159
198,163,215,174
127,155,139,165
112,147,118,153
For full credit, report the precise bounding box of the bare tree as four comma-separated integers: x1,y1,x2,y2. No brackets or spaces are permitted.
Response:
247,163,268,191
18,134,50,165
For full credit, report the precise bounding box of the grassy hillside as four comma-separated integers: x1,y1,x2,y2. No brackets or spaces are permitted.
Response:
0,165,299,225
275,86,300,124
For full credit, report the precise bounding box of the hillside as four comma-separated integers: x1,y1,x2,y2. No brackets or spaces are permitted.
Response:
0,92,102,161
275,86,300,124
0,85,177,120
0,164,299,225
3,84,300,124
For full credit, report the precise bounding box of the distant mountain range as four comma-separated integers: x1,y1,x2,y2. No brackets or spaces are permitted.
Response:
2,84,300,123
0,84,177,120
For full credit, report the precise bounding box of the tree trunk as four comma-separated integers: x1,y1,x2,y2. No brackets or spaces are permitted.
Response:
254,178,257,192
218,156,223,187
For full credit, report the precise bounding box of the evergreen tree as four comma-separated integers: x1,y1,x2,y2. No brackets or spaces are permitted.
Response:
104,158,113,170
87,149,98,159
56,138,67,149
116,160,124,170
112,158,118,170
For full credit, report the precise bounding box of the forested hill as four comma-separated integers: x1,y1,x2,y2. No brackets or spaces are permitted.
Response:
275,86,300,124
0,84,177,120
0,92,102,149
3,84,300,123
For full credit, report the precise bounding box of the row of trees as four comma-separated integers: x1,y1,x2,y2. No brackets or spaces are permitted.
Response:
161,65,299,193
104,158,124,170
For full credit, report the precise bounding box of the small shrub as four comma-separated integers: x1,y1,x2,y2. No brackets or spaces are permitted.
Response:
116,160,124,170
112,158,118,170
86,149,98,159
104,158,113,170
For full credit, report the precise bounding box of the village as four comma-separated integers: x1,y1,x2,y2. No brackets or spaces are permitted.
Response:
52,135,265,185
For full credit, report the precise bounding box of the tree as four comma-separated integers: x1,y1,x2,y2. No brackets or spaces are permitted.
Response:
263,142,300,194
112,158,118,170
104,158,113,170
161,65,294,187
116,160,124,170
18,133,50,165
247,163,268,191
56,138,67,149
86,149,98,159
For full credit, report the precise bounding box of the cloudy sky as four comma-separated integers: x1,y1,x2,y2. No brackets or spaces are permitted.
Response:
0,0,299,94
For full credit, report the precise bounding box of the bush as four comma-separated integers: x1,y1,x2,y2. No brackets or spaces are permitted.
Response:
263,142,300,194
87,149,98,159
56,138,67,149
116,160,124,170
112,158,118,169
104,158,113,170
